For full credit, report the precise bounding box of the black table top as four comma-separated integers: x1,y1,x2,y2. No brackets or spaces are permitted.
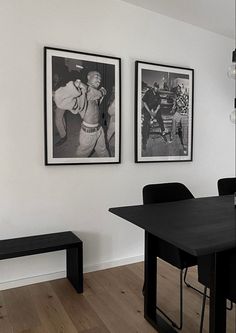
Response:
109,195,236,257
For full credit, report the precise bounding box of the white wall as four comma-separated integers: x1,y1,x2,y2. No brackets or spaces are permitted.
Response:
0,0,234,289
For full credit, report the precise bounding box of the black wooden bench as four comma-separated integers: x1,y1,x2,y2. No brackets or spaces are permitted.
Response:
0,231,83,293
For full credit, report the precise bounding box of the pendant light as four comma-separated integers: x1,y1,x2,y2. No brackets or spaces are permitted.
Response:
229,49,236,123
227,49,236,79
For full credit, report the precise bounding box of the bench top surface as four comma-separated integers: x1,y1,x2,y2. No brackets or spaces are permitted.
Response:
0,231,81,259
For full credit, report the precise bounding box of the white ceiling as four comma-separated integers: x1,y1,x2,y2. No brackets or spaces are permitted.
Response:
121,0,235,39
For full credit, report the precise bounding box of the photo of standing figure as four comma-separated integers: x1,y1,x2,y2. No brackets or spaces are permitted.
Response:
135,61,194,163
169,84,190,155
75,70,109,158
142,81,168,151
45,47,121,165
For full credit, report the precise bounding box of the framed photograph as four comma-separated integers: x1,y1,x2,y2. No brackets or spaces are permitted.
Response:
135,61,194,163
44,47,121,165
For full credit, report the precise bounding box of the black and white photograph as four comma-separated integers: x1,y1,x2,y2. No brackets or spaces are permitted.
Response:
135,61,194,163
44,47,121,165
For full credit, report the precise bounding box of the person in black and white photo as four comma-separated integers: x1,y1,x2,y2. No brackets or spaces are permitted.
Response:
54,69,109,157
142,81,167,150
53,58,84,146
75,71,109,157
106,86,115,156
170,84,189,154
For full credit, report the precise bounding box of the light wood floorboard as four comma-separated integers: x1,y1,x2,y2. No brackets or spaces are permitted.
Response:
0,261,235,332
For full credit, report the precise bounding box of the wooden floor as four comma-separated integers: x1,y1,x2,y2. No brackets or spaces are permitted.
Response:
0,261,235,333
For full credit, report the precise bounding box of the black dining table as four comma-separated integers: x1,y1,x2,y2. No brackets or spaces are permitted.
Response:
109,195,236,333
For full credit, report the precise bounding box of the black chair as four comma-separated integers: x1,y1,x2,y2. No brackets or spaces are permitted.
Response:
198,251,235,333
142,183,202,330
218,177,236,195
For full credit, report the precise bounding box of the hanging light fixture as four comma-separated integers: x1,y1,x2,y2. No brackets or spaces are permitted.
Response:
228,49,236,123
227,49,236,79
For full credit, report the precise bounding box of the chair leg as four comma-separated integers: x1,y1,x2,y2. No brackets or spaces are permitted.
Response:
142,282,145,296
184,267,209,298
199,287,233,333
143,268,184,330
199,286,207,333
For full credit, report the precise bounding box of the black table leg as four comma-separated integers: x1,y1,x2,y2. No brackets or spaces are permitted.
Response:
144,231,178,332
66,243,83,293
209,252,226,333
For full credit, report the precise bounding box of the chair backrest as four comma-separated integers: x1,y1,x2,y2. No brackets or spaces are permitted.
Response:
217,178,236,196
143,182,194,205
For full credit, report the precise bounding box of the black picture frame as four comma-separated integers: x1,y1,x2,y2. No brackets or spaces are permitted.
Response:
135,61,194,163
44,47,121,165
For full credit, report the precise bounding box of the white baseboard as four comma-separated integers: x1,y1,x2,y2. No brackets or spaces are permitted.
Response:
0,271,66,291
84,254,144,273
0,254,144,291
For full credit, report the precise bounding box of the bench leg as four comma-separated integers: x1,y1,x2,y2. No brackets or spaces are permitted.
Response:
66,243,83,293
